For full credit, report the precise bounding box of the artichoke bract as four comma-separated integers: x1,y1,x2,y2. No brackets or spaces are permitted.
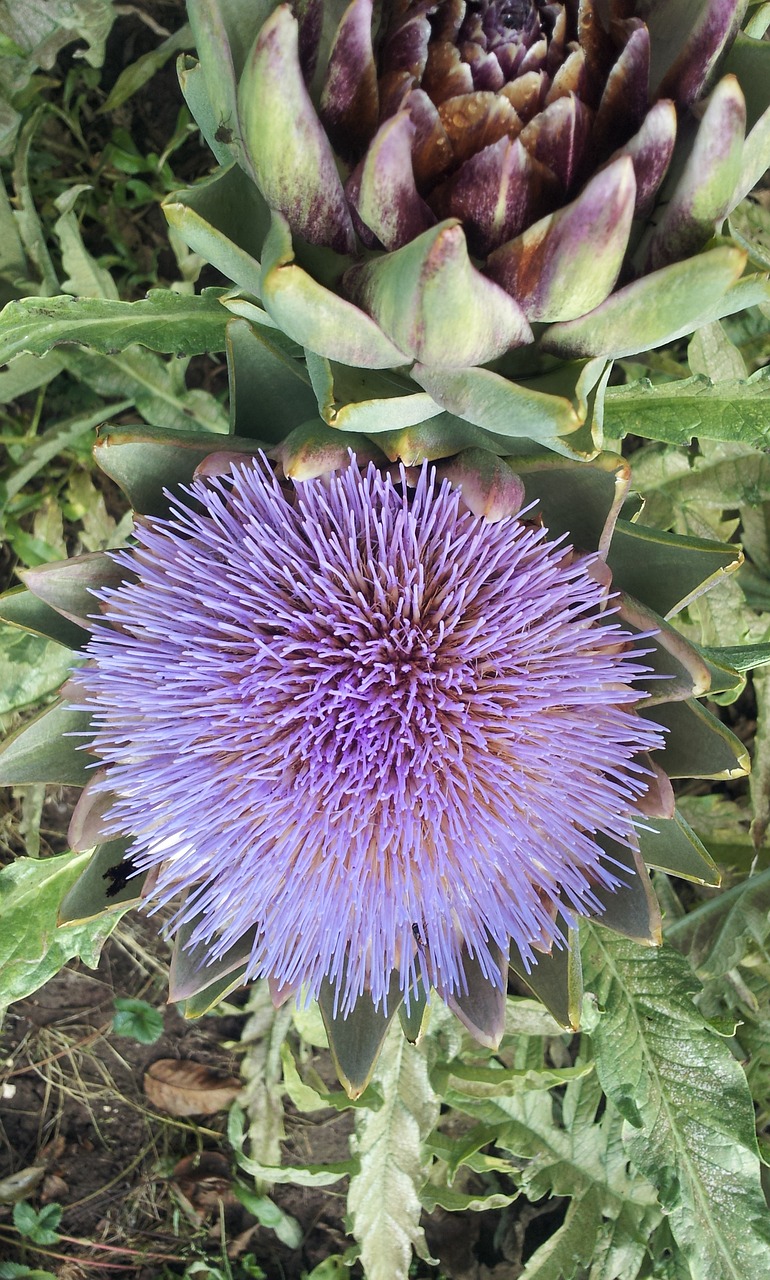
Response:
165,0,770,456
0,410,751,1095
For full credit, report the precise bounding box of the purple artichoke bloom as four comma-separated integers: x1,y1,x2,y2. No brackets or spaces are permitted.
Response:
72,455,663,1016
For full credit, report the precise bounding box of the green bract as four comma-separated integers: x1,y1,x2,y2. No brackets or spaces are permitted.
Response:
162,0,770,458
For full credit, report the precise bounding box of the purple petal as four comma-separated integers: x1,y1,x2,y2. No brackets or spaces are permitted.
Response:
646,74,746,270
319,0,379,161
520,92,594,192
237,5,355,254
593,20,650,158
431,135,558,256
347,110,436,251
645,0,745,106
421,38,475,104
608,98,677,216
403,87,454,186
487,157,636,322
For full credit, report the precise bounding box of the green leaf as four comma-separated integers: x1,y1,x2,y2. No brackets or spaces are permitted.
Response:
0,850,119,1025
701,642,770,674
583,928,770,1280
0,701,93,786
604,372,770,447
348,1024,439,1280
163,164,269,299
519,1191,603,1280
0,624,74,713
231,1183,302,1248
112,997,164,1044
0,1262,58,1280
58,839,145,924
434,1058,593,1103
607,520,742,618
3,401,133,501
94,426,262,514
0,352,64,404
237,984,293,1191
12,1201,61,1246
52,184,119,300
419,1183,518,1212
0,587,89,650
101,23,193,112
642,698,750,779
319,977,404,1100
0,289,231,363
542,246,753,360
493,1065,659,1279
60,346,228,435
666,867,770,978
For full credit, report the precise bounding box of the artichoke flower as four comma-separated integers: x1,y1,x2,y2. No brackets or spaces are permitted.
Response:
165,0,770,456
0,404,751,1094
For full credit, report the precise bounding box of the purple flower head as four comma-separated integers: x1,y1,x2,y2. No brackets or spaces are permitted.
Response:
73,455,663,1014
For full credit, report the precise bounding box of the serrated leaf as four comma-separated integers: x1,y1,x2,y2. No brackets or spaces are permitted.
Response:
238,983,293,1192
604,372,770,448
433,1058,593,1103
61,346,228,435
419,1182,517,1212
0,851,118,1024
518,1189,602,1280
750,667,770,853
232,1156,356,1187
0,289,231,362
583,928,770,1280
348,1023,439,1280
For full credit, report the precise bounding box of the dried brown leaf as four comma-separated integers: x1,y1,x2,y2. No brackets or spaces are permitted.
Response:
143,1058,241,1116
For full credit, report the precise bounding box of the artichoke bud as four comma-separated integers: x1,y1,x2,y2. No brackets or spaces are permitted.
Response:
168,0,770,456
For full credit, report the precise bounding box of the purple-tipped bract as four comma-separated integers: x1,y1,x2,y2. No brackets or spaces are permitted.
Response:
73,457,663,1012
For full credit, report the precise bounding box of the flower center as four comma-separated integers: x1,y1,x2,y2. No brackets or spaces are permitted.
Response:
287,540,474,816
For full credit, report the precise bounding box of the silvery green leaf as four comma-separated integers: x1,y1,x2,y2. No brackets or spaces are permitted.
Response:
583,928,770,1280
348,1023,439,1280
0,851,119,1025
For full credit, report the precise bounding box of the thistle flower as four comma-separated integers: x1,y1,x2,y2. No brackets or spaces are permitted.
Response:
165,0,770,453
68,455,663,1020
0,427,751,1090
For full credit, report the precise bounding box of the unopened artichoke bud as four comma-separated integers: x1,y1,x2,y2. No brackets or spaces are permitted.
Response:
0,432,751,1094
165,0,770,455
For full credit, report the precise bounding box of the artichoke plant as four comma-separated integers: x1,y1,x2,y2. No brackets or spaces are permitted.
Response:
0,396,750,1094
165,0,770,456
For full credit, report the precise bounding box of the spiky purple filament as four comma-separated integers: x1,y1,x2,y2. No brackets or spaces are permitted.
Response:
74,457,663,1012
